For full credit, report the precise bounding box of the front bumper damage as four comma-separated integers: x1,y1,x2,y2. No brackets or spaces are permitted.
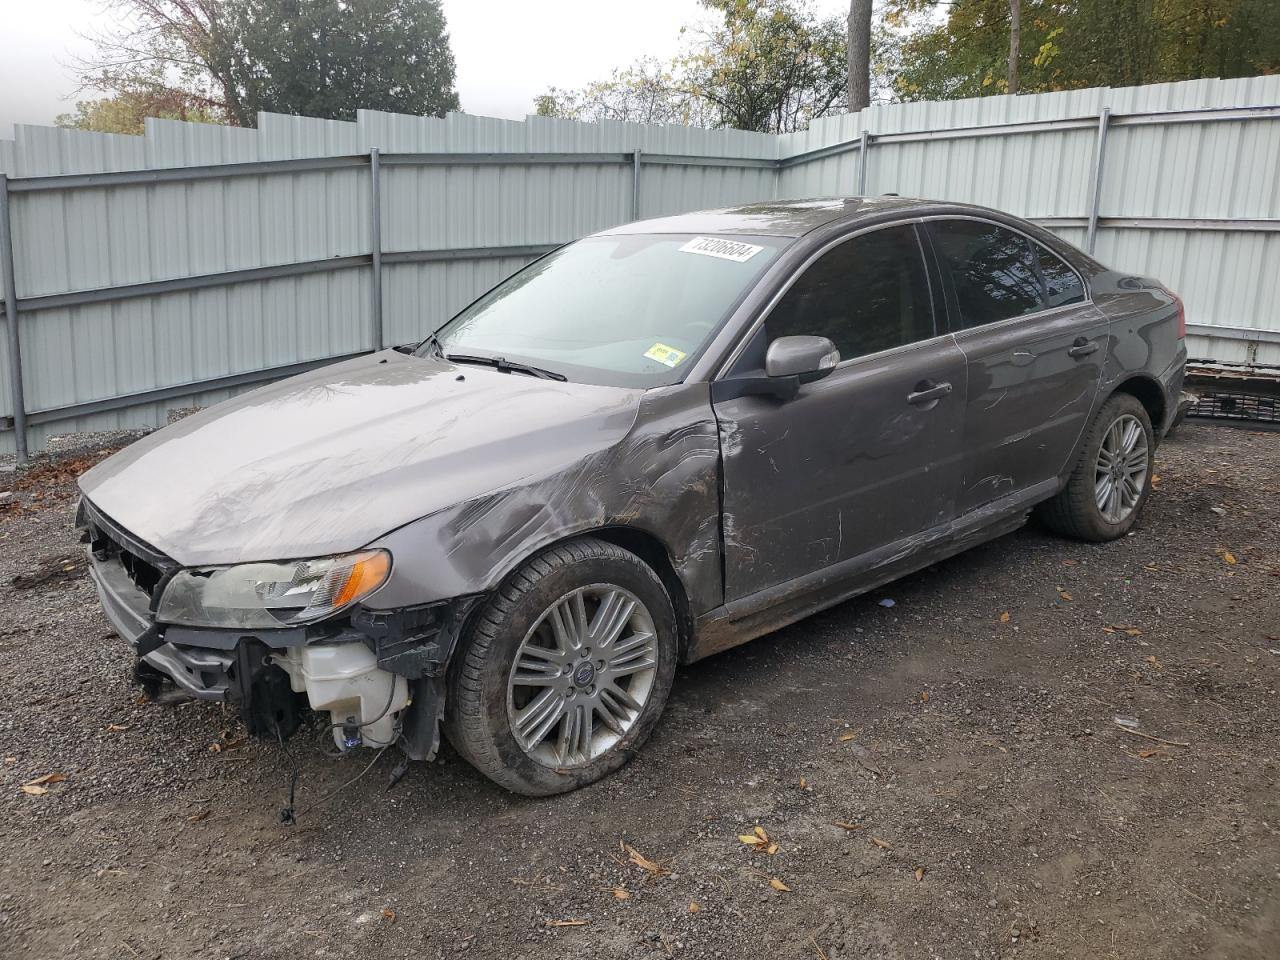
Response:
79,498,478,760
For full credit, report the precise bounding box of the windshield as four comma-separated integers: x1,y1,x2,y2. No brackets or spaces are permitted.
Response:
420,233,786,387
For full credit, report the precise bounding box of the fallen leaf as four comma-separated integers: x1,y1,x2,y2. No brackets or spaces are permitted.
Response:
621,841,668,878
738,827,778,854
105,723,130,732
1146,655,1163,671
839,733,857,742
798,777,807,789
187,810,211,823
381,908,396,922
999,611,1010,623
832,821,862,831
870,837,893,850
920,691,930,703
1058,590,1074,602
1223,551,1237,565
688,902,700,913
914,866,926,882
23,772,66,786
547,919,589,927
21,785,48,796
3,757,15,764
1138,748,1169,759
768,877,790,892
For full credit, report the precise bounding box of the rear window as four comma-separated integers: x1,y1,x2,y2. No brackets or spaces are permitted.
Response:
930,219,1084,329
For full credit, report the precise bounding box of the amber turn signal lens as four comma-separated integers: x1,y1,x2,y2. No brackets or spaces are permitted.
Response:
332,550,392,607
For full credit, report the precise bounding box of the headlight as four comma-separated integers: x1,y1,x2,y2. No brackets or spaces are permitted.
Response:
156,550,391,629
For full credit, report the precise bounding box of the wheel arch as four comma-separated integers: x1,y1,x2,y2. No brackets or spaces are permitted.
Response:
1111,374,1167,435
550,526,695,662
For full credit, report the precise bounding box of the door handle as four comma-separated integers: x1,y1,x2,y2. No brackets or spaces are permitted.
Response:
907,380,953,405
1068,337,1099,358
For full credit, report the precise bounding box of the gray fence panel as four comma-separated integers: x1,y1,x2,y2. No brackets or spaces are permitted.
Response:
2,76,1279,456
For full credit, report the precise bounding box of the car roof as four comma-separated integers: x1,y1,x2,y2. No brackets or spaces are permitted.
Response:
598,196,944,239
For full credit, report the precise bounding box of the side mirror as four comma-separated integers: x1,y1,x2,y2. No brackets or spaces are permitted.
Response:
711,335,841,404
765,336,840,383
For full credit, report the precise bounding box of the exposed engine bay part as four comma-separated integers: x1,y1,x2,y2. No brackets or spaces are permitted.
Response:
271,644,409,750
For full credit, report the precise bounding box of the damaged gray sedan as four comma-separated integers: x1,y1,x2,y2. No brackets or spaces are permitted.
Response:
78,198,1186,794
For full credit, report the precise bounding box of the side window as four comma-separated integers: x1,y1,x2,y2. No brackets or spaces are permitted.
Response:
765,225,934,361
930,219,1045,328
1035,243,1086,308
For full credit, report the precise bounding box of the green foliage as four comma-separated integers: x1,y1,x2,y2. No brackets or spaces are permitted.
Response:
891,0,1280,101
226,0,459,123
536,58,714,125
536,0,880,133
55,90,220,135
72,0,459,128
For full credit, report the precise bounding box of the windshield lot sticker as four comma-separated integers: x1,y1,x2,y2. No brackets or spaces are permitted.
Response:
678,236,764,263
644,342,688,367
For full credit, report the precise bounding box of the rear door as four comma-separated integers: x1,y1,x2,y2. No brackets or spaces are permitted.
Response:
925,218,1108,516
713,223,967,601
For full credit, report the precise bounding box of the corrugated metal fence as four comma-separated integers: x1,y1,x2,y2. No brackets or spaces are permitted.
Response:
2,75,1278,458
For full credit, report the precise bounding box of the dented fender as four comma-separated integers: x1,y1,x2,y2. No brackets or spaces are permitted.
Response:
364,383,725,620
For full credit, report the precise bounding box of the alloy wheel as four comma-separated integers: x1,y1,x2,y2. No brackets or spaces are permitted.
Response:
506,584,659,768
1094,413,1149,524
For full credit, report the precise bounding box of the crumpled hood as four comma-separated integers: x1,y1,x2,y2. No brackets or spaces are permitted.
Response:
79,351,643,566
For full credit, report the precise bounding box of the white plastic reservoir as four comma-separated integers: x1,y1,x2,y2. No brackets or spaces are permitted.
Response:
275,643,408,750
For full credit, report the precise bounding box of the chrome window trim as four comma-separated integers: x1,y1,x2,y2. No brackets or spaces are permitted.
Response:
919,213,1093,326
713,216,933,379
823,329,960,373
947,300,1099,342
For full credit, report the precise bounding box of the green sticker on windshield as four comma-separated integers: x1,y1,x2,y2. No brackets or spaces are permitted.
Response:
644,342,687,368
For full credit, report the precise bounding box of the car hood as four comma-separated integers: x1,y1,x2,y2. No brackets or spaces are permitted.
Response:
79,351,644,566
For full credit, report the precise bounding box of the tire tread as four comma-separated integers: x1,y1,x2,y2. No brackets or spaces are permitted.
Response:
444,537,671,794
1038,393,1153,542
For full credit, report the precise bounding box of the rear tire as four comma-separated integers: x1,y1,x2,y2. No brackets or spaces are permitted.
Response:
444,538,677,796
1038,393,1154,542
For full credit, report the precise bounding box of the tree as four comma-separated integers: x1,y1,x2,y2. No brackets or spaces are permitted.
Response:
72,0,459,127
890,0,1280,101
1007,0,1020,95
535,58,713,125
848,0,873,111
56,88,219,135
537,0,857,134
227,0,459,123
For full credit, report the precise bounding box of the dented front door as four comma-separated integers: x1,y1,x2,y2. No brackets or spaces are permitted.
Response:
714,339,967,601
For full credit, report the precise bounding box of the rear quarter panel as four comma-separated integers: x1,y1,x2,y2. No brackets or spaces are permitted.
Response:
1090,272,1186,434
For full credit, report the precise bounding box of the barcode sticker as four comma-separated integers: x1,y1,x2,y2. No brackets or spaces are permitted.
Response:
678,236,764,263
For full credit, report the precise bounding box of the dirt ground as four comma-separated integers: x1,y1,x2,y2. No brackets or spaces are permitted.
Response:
1,422,1277,960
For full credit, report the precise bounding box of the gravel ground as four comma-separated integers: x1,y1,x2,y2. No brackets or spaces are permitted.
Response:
1,422,1277,960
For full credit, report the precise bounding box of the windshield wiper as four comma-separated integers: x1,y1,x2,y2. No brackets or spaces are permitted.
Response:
444,353,567,382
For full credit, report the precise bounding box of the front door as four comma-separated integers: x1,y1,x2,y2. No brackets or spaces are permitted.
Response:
925,218,1108,516
713,223,967,602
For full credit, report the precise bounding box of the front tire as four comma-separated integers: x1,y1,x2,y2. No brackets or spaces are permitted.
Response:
444,538,677,795
1038,392,1155,542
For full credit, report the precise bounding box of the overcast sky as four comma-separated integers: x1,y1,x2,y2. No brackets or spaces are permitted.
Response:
0,0,852,139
